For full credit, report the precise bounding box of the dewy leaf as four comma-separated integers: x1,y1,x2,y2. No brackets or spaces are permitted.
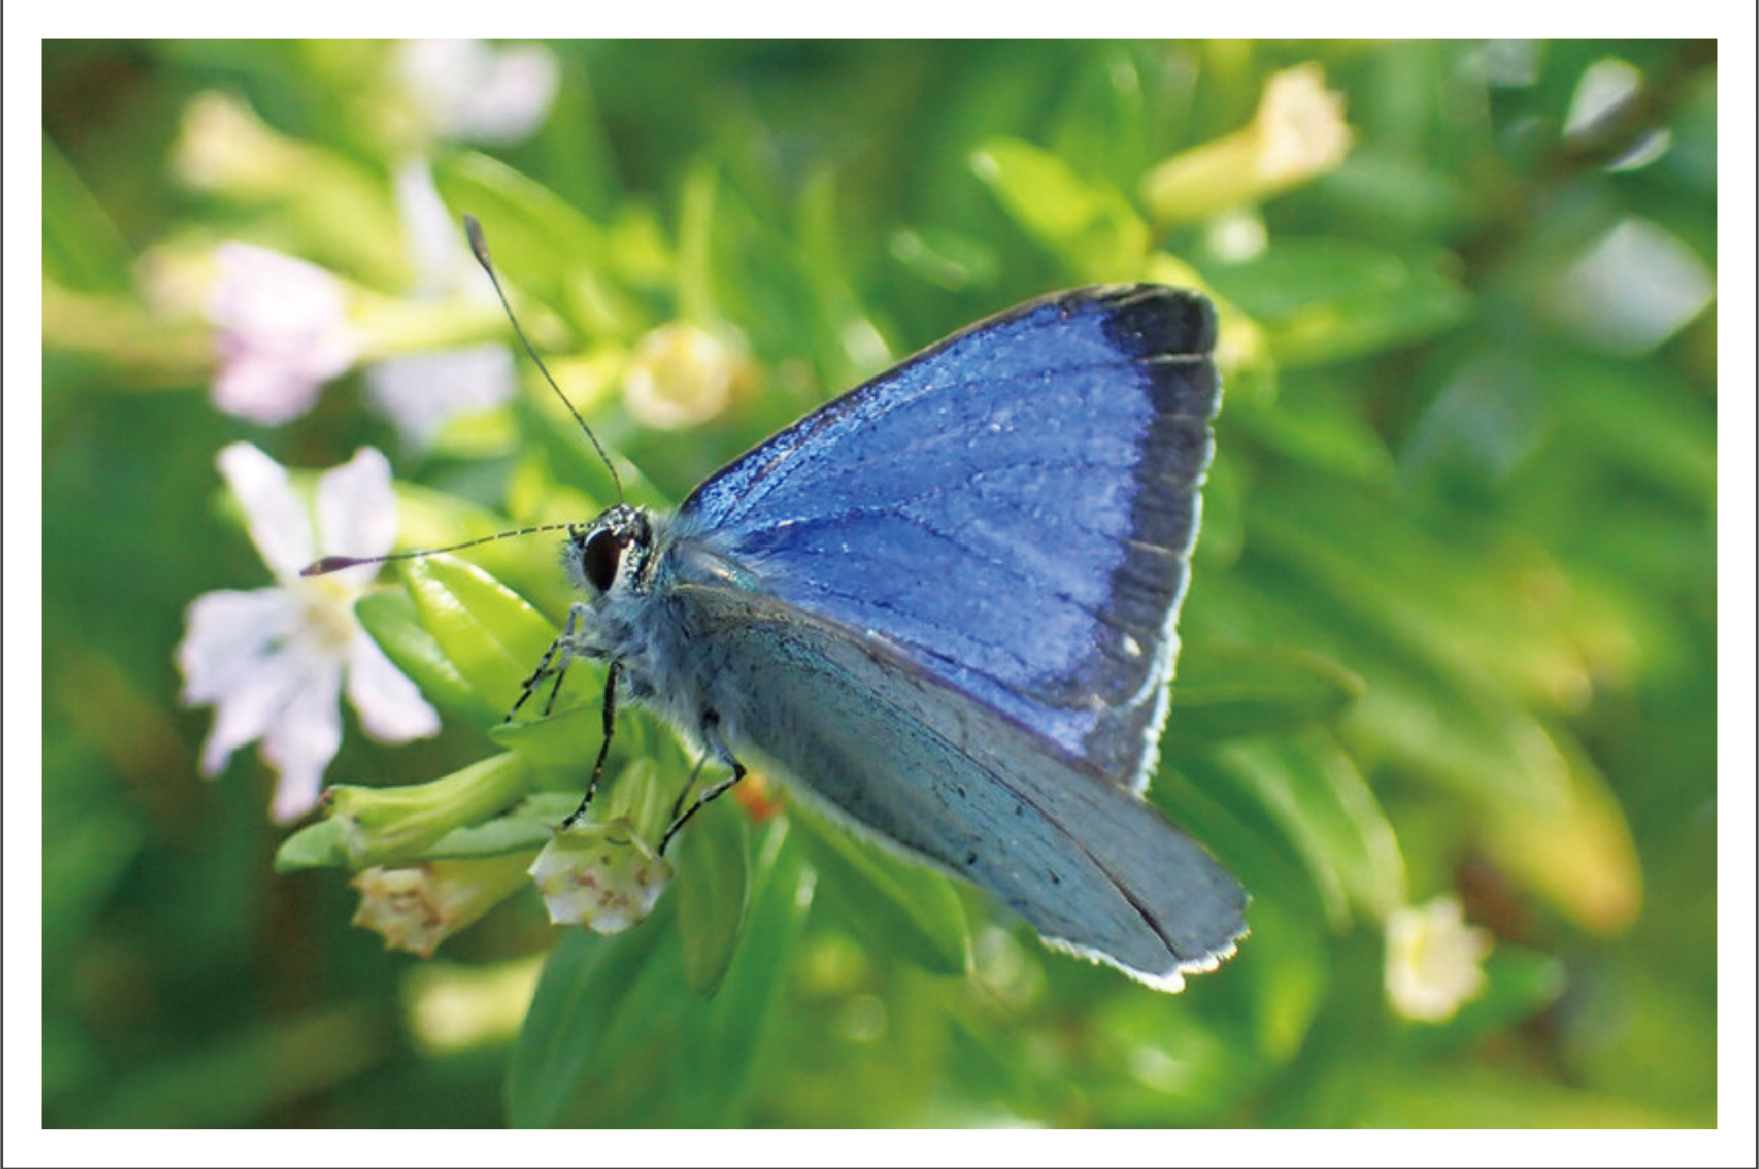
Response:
1162,643,1364,755
401,554,557,714
676,793,751,999
789,802,971,978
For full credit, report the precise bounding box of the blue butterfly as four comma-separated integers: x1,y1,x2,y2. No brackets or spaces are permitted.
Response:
532,283,1248,991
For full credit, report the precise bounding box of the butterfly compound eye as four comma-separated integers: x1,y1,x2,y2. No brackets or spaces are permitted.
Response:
581,528,625,593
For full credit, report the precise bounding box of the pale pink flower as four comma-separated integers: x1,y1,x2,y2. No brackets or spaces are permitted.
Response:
178,443,439,821
395,39,558,146
207,244,357,425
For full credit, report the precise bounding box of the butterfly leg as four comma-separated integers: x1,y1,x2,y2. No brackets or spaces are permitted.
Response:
506,604,589,722
658,710,747,855
561,660,622,829
669,753,712,824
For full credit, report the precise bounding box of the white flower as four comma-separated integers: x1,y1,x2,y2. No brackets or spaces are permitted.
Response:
178,442,439,821
528,819,673,935
1385,896,1495,1023
207,244,357,425
395,39,558,146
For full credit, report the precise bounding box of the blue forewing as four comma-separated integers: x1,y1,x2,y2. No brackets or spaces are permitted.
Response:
563,285,1245,990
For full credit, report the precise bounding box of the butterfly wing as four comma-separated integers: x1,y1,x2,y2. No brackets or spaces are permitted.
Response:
667,579,1246,987
679,285,1219,790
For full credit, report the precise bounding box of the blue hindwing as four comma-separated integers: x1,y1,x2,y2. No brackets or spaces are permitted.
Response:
667,581,1248,986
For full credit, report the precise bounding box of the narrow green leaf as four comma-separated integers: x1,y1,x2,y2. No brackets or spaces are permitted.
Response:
676,793,751,998
43,132,133,294
422,793,581,861
1198,239,1473,365
401,555,557,713
489,701,607,772
274,819,349,872
970,137,1150,280
1400,946,1566,1056
433,151,637,338
790,804,971,978
329,752,535,869
506,902,676,1128
672,823,813,1125
1208,734,1407,927
1163,643,1364,755
354,589,493,724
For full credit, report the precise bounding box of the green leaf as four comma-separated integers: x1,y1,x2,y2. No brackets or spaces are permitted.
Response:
676,791,751,998
505,824,810,1127
1400,945,1566,1057
422,793,581,861
42,133,133,294
354,589,492,724
506,901,676,1128
1198,239,1473,365
670,823,813,1125
969,137,1150,281
1163,643,1365,755
489,701,607,772
401,554,557,714
433,151,638,338
790,803,971,978
888,226,999,292
1207,734,1407,927
273,818,349,872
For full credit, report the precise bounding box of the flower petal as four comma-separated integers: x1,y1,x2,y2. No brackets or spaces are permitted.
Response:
213,357,330,426
194,640,308,778
208,243,356,426
365,346,516,448
347,633,442,742
218,442,315,578
178,588,299,703
261,661,346,822
397,39,558,145
315,447,397,577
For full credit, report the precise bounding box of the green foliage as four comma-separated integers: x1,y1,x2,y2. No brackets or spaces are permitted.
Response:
41,39,1718,1129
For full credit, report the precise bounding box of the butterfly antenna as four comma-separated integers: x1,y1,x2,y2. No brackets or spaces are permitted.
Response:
463,214,625,503
300,522,582,577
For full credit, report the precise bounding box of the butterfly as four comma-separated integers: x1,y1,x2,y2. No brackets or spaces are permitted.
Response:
529,281,1247,992
308,223,1248,990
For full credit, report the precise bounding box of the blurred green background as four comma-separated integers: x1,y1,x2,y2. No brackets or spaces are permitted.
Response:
40,40,1718,1128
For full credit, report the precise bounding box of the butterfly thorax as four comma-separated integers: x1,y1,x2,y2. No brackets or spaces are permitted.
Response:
563,506,769,749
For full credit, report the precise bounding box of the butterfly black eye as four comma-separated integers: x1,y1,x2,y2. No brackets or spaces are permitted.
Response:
582,528,625,593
